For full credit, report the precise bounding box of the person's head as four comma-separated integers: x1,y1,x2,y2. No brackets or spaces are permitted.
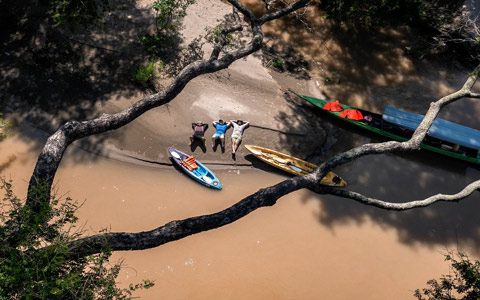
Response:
218,119,224,124
237,120,243,125
196,121,202,125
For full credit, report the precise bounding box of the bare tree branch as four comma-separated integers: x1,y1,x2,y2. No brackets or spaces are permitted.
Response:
471,92,480,98
67,175,310,256
258,0,310,24
312,180,480,211
209,24,243,61
26,0,311,209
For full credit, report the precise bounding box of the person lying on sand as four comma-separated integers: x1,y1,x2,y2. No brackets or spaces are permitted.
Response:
190,121,208,147
211,119,231,150
230,120,250,155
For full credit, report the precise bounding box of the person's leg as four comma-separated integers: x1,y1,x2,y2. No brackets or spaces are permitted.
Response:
232,136,242,154
220,136,225,148
211,135,216,149
201,137,206,147
189,136,194,146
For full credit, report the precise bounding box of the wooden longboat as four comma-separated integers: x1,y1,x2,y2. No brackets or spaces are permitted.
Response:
294,93,480,165
244,145,347,187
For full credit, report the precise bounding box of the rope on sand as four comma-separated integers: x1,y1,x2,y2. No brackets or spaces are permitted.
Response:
249,124,307,136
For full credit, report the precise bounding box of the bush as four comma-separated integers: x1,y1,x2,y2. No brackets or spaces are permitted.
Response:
0,178,153,299
414,250,480,300
0,113,11,139
49,0,111,30
271,59,284,71
132,60,157,85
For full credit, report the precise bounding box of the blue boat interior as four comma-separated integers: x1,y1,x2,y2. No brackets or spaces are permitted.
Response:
383,106,480,153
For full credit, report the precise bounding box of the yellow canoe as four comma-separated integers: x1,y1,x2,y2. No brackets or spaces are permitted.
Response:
244,145,346,187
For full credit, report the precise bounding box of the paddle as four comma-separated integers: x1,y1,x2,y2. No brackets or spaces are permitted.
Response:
170,150,182,160
263,153,310,173
286,163,304,173
202,175,213,184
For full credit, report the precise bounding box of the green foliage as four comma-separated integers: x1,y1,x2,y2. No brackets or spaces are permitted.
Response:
132,60,158,85
271,59,284,71
0,178,154,299
138,0,195,57
152,0,195,34
414,251,480,300
141,0,195,57
320,0,426,29
140,34,165,58
204,24,234,46
49,0,111,30
0,113,12,139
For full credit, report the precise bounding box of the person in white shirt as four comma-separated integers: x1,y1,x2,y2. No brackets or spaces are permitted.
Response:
230,120,250,156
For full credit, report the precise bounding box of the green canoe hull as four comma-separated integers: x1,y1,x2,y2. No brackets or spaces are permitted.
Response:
295,93,480,165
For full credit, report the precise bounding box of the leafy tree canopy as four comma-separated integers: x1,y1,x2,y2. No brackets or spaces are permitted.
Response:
49,0,111,30
0,178,153,299
415,251,480,300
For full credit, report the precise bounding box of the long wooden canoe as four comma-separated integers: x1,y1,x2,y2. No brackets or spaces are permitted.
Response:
245,145,347,187
295,93,480,165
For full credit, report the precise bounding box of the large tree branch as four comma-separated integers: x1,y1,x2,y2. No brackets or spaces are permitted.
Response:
258,0,310,24
209,24,243,61
67,175,311,256
26,0,311,208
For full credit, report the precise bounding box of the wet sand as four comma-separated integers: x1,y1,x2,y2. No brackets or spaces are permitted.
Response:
2,125,480,299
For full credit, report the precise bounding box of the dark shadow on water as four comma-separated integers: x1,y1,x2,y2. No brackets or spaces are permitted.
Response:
302,153,480,251
277,92,480,252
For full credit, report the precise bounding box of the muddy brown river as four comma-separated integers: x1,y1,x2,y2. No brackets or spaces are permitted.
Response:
2,122,479,299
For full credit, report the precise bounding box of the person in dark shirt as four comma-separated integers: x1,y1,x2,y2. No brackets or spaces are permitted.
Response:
189,121,208,147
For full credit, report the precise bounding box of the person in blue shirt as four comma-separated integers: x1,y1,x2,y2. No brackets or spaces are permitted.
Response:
211,119,231,151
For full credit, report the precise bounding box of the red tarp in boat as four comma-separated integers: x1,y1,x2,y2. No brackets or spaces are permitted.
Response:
339,109,364,120
323,100,343,112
